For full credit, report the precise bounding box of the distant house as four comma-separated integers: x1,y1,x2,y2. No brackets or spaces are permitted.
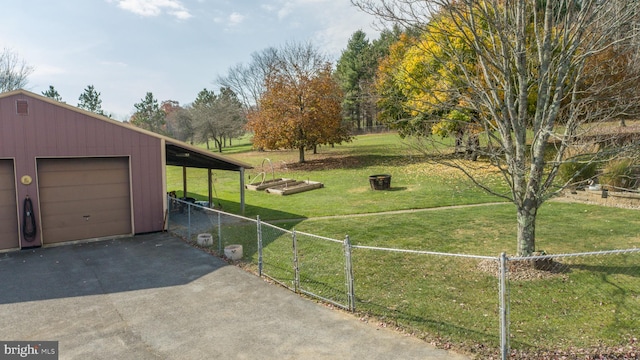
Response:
0,90,251,251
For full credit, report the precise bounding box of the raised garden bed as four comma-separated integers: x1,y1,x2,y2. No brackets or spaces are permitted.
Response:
245,178,297,191
264,180,324,195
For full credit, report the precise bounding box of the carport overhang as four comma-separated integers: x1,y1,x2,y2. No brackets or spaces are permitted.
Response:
165,140,253,215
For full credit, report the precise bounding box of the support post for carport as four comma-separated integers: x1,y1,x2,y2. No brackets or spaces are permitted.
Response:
240,167,246,215
182,166,188,198
208,168,213,207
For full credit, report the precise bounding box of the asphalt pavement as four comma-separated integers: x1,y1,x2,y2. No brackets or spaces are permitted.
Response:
0,233,470,360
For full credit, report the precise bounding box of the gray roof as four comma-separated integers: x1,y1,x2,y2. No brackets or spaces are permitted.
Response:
165,141,252,171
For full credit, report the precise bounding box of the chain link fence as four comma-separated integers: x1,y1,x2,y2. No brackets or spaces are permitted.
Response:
167,197,258,258
166,197,639,359
294,230,351,309
505,250,640,358
350,247,502,351
257,221,294,289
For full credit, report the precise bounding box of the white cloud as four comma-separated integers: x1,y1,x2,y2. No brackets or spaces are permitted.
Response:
228,12,245,26
170,9,192,20
111,0,192,19
213,11,246,30
258,0,295,20
260,4,276,12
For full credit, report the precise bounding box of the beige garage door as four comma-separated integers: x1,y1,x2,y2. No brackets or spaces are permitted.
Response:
38,157,132,244
0,160,19,250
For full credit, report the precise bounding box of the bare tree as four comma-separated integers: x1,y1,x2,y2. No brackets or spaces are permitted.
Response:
0,48,34,93
190,87,245,153
216,47,279,112
353,0,640,256
165,105,194,143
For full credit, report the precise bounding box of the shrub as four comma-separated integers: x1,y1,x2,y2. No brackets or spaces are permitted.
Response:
557,156,598,186
599,158,638,190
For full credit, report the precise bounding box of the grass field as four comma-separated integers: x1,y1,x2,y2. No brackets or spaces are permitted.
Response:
167,132,640,357
167,133,508,219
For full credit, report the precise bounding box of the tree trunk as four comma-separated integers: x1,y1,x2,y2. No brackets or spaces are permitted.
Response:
465,132,479,161
215,137,223,153
299,146,305,163
516,200,537,257
455,129,464,153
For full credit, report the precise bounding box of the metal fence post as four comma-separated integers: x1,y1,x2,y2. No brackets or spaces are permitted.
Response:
499,252,509,360
344,235,356,312
217,211,222,254
292,229,300,293
257,215,263,277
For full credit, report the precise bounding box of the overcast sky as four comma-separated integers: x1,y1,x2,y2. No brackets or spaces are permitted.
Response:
1,0,380,120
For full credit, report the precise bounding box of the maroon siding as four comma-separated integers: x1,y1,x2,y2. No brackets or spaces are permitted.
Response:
0,92,164,247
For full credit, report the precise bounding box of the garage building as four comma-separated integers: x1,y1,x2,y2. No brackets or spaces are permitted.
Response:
0,90,251,251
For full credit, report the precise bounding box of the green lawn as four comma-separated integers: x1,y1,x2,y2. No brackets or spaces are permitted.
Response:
250,202,640,356
167,132,640,357
167,133,507,219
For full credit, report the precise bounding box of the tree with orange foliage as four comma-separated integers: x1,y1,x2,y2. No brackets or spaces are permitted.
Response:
247,43,349,163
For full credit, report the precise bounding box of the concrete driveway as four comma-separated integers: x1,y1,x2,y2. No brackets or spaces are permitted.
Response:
0,233,469,360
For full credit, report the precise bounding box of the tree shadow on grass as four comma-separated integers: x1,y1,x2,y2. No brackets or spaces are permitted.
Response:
568,263,640,278
355,300,503,356
285,154,427,171
173,192,306,222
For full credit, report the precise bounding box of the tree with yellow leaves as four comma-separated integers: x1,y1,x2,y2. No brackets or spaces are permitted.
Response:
356,0,640,256
375,14,482,156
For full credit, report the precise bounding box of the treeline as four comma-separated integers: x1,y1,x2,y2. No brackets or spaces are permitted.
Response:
130,88,245,153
